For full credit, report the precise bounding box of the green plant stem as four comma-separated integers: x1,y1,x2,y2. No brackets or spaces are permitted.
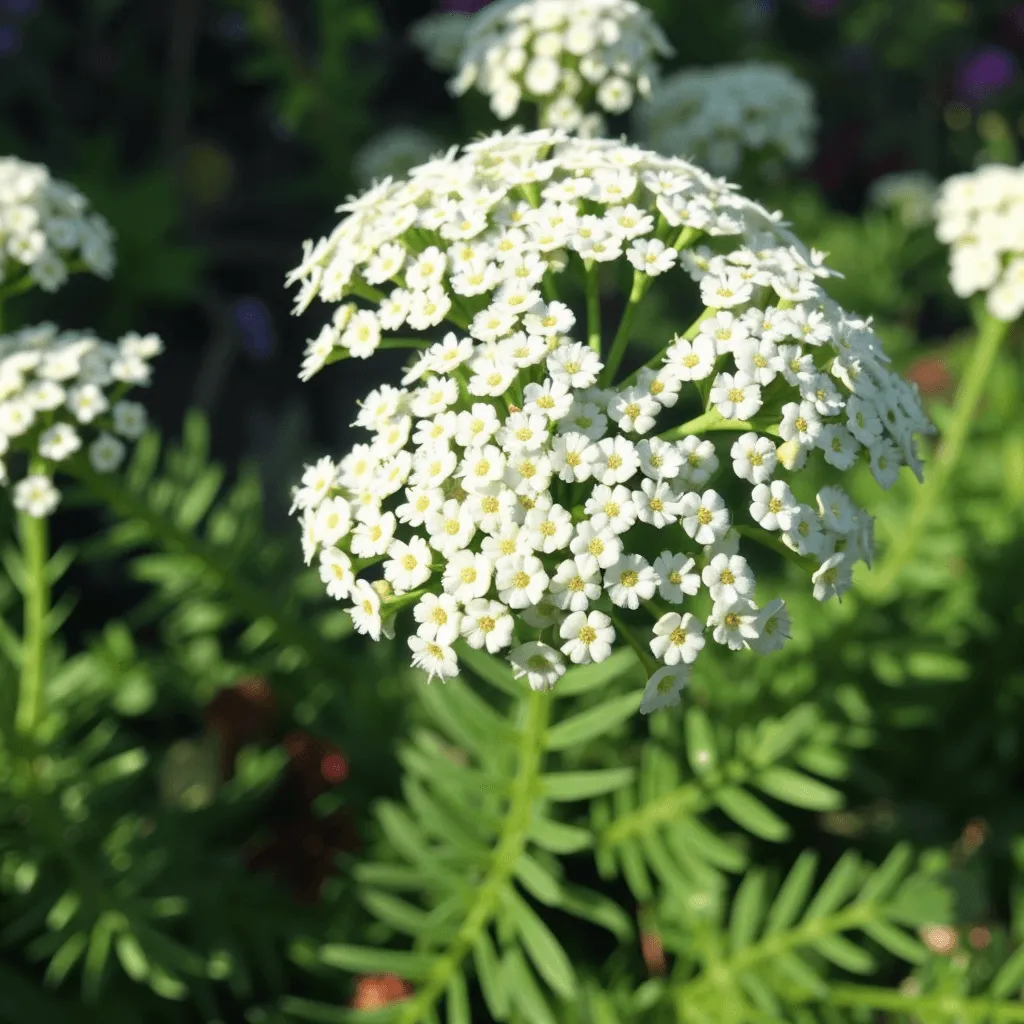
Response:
397,689,550,1023
585,261,601,355
71,463,350,683
599,273,649,387
825,985,1024,1020
873,310,1011,591
15,508,49,737
660,408,779,442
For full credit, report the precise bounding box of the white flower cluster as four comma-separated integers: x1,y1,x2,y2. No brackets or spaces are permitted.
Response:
411,12,474,74
868,171,938,230
0,157,116,293
935,162,1024,323
449,0,673,134
354,127,444,187
0,323,161,517
287,129,930,712
636,62,817,178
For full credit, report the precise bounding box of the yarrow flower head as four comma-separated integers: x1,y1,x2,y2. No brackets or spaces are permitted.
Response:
0,157,116,293
288,128,931,707
934,162,1024,322
867,171,938,230
0,323,161,517
449,0,673,135
636,62,817,178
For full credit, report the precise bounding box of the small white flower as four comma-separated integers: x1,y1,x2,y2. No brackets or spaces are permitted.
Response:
653,551,700,603
650,612,705,665
496,553,549,609
570,521,622,569
550,431,598,483
604,554,658,610
349,579,383,640
812,553,852,602
442,550,494,601
413,592,463,645
38,422,81,461
709,370,762,420
89,432,126,473
460,598,514,653
680,489,731,545
13,474,61,518
749,598,790,654
408,634,459,682
708,598,760,650
593,435,640,485
750,480,797,531
510,641,566,692
675,436,719,488
730,432,777,484
639,665,690,714
319,547,355,600
701,553,755,606
559,609,615,665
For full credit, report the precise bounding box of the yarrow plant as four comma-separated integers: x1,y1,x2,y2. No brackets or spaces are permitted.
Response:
0,323,161,516
449,0,673,135
636,62,817,178
934,161,1024,322
0,156,116,295
286,127,930,712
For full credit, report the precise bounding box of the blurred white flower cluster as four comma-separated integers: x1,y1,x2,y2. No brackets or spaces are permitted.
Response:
935,162,1024,322
287,128,930,712
0,156,116,294
449,0,673,135
636,62,816,178
410,12,474,74
0,323,161,517
354,127,444,187
868,171,938,230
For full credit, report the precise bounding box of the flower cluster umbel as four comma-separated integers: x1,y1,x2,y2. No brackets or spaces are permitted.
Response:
0,323,161,517
0,156,116,294
935,162,1024,323
288,129,930,712
636,62,817,178
449,0,673,135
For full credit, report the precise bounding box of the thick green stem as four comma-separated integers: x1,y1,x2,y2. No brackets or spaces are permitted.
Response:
873,310,1011,591
396,689,551,1023
660,408,777,442
599,273,649,386
826,984,1024,1020
15,509,49,736
585,261,602,355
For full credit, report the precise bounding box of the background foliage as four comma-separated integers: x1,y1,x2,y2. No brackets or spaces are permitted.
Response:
1,0,1023,1021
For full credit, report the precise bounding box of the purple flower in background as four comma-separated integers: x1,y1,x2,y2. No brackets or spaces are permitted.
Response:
0,22,20,57
232,297,276,361
441,0,491,12
955,47,1017,105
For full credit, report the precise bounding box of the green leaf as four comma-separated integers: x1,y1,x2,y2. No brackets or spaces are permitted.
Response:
317,945,437,980
765,852,818,934
685,706,718,774
815,934,875,974
545,692,641,750
754,767,844,811
472,931,508,1019
114,931,150,982
858,843,913,904
992,944,1024,998
861,919,926,965
541,768,634,802
552,648,640,698
515,853,564,907
360,890,430,936
44,931,88,987
804,851,861,921
714,787,791,842
446,970,470,1024
502,948,557,1024
730,872,768,952
527,815,593,855
504,890,577,999
81,915,115,1002
558,885,633,942
454,642,521,697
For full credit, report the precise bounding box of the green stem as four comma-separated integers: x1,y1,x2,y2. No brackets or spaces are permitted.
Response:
873,310,1011,591
396,689,551,1024
585,261,602,355
826,984,1024,1020
15,507,49,736
599,273,649,387
660,408,777,442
